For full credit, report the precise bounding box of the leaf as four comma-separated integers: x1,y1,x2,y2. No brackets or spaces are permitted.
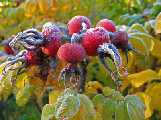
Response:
144,20,155,33
41,104,55,120
54,88,80,119
115,101,130,120
129,32,155,54
38,0,50,14
120,51,135,69
49,90,62,104
151,39,161,59
0,74,13,101
16,84,34,106
0,62,19,101
136,92,153,119
128,23,147,33
72,94,96,120
127,69,159,88
16,72,29,90
92,94,106,113
155,12,161,34
125,95,145,120
103,98,117,120
146,83,161,112
128,35,149,56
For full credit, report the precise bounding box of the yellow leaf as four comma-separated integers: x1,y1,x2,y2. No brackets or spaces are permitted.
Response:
129,33,154,54
24,0,38,18
146,83,161,112
136,92,153,119
49,90,62,104
120,51,135,69
151,39,161,59
155,12,161,34
38,0,50,14
127,69,159,88
128,23,147,33
158,69,161,78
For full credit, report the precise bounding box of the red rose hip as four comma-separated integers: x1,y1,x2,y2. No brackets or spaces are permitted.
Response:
67,16,91,35
57,43,86,64
41,22,62,57
82,27,110,56
96,19,116,32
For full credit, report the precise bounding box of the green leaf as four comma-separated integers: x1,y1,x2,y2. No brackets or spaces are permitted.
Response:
41,104,55,120
54,88,80,119
115,101,130,120
92,94,106,113
16,84,34,106
125,95,145,120
72,94,96,120
103,98,117,120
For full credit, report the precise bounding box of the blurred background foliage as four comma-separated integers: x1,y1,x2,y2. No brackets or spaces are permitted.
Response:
0,0,161,120
0,0,160,39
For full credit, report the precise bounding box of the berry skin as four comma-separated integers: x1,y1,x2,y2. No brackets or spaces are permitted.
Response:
67,16,91,35
4,45,14,55
41,22,62,57
82,27,111,56
96,19,116,32
24,51,39,65
42,22,62,41
41,39,61,57
57,43,86,64
110,31,128,50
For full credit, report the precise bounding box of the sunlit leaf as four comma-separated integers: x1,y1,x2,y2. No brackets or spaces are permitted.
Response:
136,92,153,119
125,95,145,120
127,69,159,88
128,23,147,33
72,94,96,120
155,12,161,34
146,83,161,112
129,32,154,54
151,39,161,59
41,104,55,120
115,101,130,120
54,88,80,119
49,90,62,104
16,84,34,106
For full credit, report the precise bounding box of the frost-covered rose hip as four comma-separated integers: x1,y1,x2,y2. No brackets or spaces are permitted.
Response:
67,16,91,35
57,43,86,63
96,19,116,32
82,27,124,81
82,27,110,56
110,31,141,62
57,43,86,88
41,22,61,57
110,31,128,49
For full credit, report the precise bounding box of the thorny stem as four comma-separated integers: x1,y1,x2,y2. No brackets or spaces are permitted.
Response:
58,64,81,89
97,43,123,90
78,59,88,93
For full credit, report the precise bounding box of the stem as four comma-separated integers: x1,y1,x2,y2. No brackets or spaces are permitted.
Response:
78,59,88,93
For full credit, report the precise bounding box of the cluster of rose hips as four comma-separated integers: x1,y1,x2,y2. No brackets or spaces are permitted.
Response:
2,16,136,92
